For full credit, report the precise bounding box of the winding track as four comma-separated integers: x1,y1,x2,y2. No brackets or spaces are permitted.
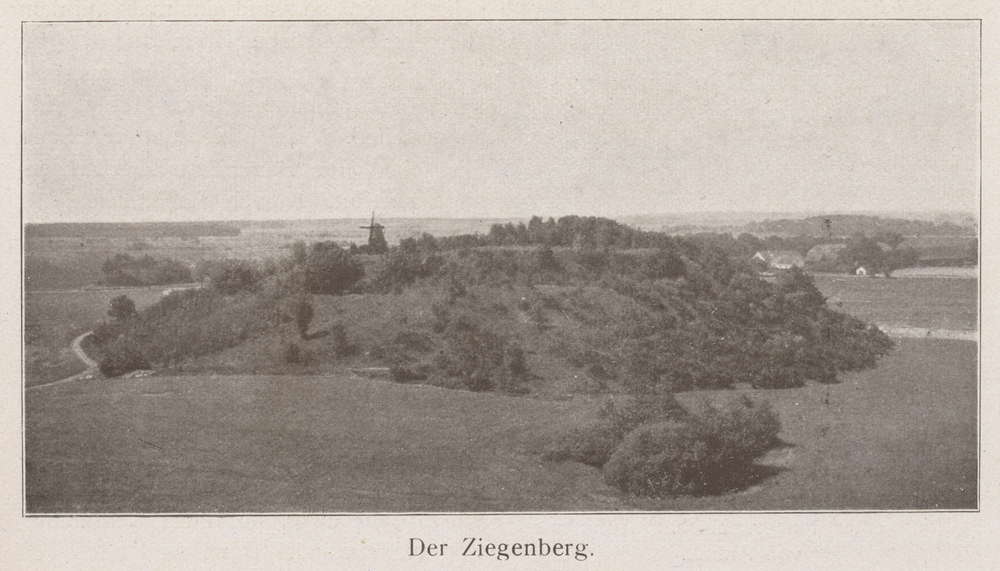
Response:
26,332,99,391
71,331,98,369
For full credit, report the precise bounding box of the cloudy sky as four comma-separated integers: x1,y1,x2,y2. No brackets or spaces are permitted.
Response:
23,20,979,223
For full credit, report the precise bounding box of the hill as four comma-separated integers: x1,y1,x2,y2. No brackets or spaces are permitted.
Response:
86,218,893,393
74,216,896,500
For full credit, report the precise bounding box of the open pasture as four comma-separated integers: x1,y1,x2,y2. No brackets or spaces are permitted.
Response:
25,338,976,512
813,275,977,332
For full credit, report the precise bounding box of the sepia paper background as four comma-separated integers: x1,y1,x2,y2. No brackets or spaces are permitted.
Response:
2,1,996,569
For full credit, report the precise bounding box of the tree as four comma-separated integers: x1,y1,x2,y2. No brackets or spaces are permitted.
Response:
841,238,886,275
292,298,314,338
108,295,136,321
291,241,308,265
736,233,764,257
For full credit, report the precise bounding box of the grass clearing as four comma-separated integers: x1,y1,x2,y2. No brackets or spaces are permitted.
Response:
813,275,977,331
25,338,975,512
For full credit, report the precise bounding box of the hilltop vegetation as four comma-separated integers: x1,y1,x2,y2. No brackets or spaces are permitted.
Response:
88,216,892,392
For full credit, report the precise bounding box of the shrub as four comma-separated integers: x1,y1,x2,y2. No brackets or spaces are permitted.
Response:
436,316,529,394
366,250,445,293
304,242,365,295
209,259,262,294
543,394,686,467
98,343,150,377
328,323,354,358
291,298,314,338
90,320,125,347
279,340,312,365
604,394,689,441
290,240,308,265
602,420,701,496
108,295,136,321
602,395,781,497
535,245,561,273
393,330,433,352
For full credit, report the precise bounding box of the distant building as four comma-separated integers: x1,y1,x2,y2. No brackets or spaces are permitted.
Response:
752,250,806,270
855,266,868,276
805,243,847,264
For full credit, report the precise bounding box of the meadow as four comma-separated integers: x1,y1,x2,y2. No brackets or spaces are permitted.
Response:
25,338,975,512
813,275,977,332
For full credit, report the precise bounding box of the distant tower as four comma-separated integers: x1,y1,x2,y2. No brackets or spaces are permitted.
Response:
822,218,833,238
360,211,388,254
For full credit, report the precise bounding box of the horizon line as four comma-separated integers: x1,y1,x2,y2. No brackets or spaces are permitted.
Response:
23,209,979,226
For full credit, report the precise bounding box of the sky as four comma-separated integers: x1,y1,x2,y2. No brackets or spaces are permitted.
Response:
22,20,980,223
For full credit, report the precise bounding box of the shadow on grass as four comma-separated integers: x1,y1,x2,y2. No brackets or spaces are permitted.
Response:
680,440,796,498
682,462,787,497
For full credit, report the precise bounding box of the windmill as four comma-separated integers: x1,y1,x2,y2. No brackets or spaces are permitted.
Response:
360,211,388,253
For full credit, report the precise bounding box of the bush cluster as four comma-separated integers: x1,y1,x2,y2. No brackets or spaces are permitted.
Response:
279,340,312,365
364,249,444,293
303,242,365,295
89,289,282,370
100,253,192,286
601,395,781,497
98,343,150,377
434,315,529,394
208,259,264,294
86,216,894,403
571,267,893,391
543,394,688,467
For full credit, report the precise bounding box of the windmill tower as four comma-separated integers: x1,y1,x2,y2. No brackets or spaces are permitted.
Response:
360,211,388,254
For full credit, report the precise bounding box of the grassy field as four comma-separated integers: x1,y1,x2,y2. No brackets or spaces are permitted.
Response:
25,338,975,512
813,275,977,331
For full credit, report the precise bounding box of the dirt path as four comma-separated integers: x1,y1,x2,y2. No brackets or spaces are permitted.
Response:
27,332,100,391
879,326,977,341
71,331,99,368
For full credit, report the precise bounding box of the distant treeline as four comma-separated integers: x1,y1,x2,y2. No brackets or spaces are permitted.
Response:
25,222,241,239
436,216,679,250
744,215,975,237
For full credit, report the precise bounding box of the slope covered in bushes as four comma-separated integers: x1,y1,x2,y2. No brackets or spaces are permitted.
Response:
87,217,892,394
